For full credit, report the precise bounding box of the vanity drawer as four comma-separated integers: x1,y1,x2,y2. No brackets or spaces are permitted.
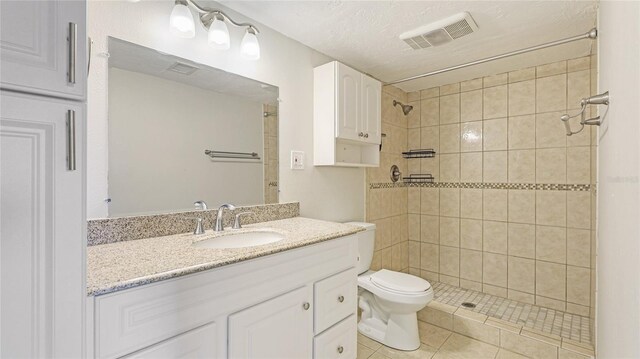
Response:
313,314,357,359
314,267,357,334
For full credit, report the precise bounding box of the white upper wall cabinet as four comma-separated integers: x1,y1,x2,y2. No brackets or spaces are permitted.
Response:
314,61,381,167
0,0,87,100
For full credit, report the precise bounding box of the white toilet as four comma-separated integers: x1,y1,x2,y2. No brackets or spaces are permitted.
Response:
347,222,434,351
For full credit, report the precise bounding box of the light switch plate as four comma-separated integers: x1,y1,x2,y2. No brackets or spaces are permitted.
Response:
291,151,304,170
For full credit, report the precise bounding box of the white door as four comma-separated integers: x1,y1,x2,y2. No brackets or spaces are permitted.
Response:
0,0,86,100
361,74,382,145
228,286,313,359
0,91,85,359
335,62,361,141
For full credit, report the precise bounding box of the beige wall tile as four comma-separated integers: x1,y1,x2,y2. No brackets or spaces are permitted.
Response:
508,190,536,223
440,274,460,287
440,94,460,124
509,80,536,116
567,70,590,110
483,85,508,119
484,118,508,151
408,128,420,148
483,283,507,297
460,249,483,282
483,151,508,182
565,302,590,316
407,101,421,128
461,121,483,152
440,246,460,277
566,147,591,184
536,295,566,311
567,265,590,305
461,152,483,182
461,218,483,250
460,278,483,292
537,60,567,78
419,306,453,330
508,223,536,258
408,91,420,102
421,126,439,151
421,97,440,127
484,73,508,88
536,111,567,148
509,67,536,83
483,252,508,287
483,189,508,221
439,124,460,153
508,114,536,149
440,83,460,96
421,87,440,99
536,148,567,184
568,57,590,72
453,315,500,346
461,78,483,92
460,189,483,219
461,89,483,122
536,191,567,226
483,220,508,254
409,214,420,241
421,156,440,179
508,149,536,183
536,261,566,300
536,225,567,264
409,240,420,268
508,289,535,305
420,242,439,272
421,188,439,215
537,74,567,112
439,154,460,182
508,256,535,294
421,214,439,244
440,188,460,217
567,228,591,267
440,216,460,247
408,188,420,214
567,192,591,229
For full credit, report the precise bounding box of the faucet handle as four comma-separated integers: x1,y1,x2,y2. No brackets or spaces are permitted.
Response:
194,200,208,210
191,217,205,235
233,212,253,229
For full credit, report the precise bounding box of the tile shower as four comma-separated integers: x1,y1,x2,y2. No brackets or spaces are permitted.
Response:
366,56,597,345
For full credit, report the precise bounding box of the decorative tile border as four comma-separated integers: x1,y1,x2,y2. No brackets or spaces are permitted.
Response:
87,202,300,246
369,182,592,191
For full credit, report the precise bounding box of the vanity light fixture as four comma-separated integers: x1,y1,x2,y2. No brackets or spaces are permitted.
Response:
168,0,261,60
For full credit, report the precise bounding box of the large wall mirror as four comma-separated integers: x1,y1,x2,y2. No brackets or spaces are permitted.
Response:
105,37,278,217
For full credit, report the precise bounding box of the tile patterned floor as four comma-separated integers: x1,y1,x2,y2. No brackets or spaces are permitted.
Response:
431,282,592,345
357,326,528,359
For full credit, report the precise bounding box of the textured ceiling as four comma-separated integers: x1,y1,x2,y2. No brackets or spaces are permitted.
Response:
220,0,598,91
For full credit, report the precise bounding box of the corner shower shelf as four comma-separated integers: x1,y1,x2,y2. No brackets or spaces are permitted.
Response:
402,149,436,159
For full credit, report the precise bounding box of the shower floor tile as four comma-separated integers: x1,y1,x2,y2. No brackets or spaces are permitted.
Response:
431,282,592,345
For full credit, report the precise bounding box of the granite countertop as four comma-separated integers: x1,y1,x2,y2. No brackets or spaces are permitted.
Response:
87,217,363,296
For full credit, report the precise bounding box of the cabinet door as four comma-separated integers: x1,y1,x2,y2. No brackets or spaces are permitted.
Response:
361,74,382,145
335,63,361,141
122,323,218,359
0,91,85,358
0,0,86,100
229,286,313,359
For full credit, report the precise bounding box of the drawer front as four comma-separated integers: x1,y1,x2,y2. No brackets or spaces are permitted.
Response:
122,323,217,359
314,267,357,334
313,315,357,359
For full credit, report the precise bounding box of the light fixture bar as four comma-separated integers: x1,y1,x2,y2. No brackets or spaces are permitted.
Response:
184,0,259,32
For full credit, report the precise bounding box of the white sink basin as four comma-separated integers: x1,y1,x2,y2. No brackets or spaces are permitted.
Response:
192,230,285,249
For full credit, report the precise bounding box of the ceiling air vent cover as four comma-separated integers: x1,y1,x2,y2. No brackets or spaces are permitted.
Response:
400,12,478,50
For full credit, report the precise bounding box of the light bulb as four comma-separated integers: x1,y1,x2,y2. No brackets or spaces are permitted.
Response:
169,2,195,38
208,17,230,50
240,28,260,60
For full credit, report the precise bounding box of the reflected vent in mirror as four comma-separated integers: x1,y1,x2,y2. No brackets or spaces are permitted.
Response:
166,61,199,75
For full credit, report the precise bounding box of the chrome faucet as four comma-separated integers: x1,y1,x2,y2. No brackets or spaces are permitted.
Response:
215,204,236,231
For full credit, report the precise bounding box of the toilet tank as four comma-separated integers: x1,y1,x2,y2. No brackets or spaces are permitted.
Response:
345,222,376,274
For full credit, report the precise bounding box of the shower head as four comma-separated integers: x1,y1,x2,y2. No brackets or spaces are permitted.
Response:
393,100,414,115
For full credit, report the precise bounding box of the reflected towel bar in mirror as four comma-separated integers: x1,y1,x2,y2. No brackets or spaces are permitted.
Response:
204,149,261,160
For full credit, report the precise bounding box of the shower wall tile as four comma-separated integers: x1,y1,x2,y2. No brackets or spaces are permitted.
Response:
401,56,596,315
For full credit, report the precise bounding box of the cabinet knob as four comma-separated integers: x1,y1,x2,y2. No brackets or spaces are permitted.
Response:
337,346,344,354
338,295,345,303
364,133,369,138
358,132,364,137
302,302,310,310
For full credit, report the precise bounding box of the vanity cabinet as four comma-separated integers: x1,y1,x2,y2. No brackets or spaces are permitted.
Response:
314,61,381,167
0,0,87,100
89,235,358,359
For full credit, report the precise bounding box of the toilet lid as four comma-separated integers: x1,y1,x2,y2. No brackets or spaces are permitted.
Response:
370,269,431,293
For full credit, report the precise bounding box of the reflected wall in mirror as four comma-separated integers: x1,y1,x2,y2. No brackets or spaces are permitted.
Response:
107,37,278,217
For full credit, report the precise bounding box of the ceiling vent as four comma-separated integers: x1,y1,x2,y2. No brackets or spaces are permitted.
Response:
400,12,478,50
166,61,199,75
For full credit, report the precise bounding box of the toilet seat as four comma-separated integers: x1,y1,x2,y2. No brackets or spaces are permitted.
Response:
370,269,431,294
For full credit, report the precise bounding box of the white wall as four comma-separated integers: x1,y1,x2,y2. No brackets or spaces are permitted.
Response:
87,1,365,221
108,68,263,216
596,1,640,357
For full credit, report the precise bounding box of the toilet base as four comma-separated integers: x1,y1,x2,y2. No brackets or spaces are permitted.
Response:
357,312,420,351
